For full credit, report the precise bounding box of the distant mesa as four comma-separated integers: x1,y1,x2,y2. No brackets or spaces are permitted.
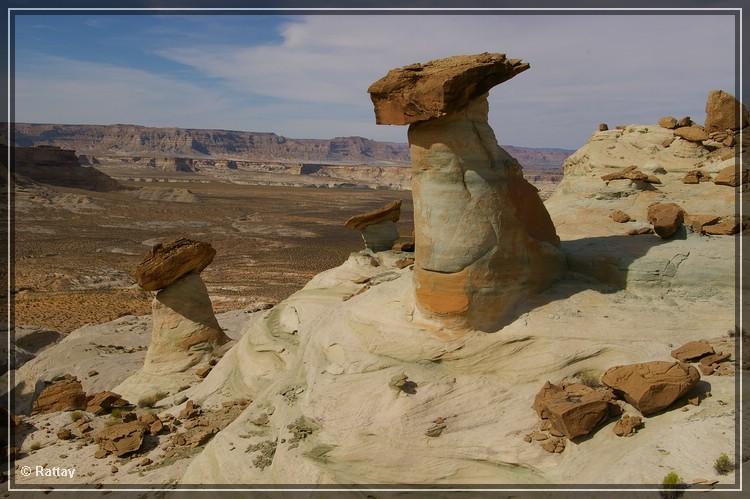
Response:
6,144,122,192
369,52,564,331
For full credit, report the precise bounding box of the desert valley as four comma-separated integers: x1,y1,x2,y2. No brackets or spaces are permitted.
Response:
2,51,746,491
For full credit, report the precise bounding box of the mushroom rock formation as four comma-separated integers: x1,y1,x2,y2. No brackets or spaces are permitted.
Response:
367,53,565,331
344,200,401,251
115,238,229,400
704,89,748,133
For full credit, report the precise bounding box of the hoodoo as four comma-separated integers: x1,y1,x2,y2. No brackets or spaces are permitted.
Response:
114,238,229,401
368,53,565,331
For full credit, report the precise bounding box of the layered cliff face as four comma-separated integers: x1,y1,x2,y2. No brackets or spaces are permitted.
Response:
13,124,411,164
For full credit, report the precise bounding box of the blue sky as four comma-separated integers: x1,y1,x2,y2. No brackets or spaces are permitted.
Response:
14,13,736,149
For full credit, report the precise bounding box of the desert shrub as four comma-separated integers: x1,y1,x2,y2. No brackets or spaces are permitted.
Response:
110,408,124,419
714,453,734,475
69,411,83,422
660,471,684,499
29,441,41,451
137,391,168,408
576,369,602,388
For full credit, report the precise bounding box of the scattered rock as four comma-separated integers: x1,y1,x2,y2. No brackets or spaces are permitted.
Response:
699,352,730,366
601,361,700,415
56,428,72,440
94,420,146,457
139,412,164,435
647,202,684,239
685,214,721,233
704,89,748,133
541,436,566,453
138,457,153,467
31,374,87,415
179,400,201,420
658,116,678,129
389,373,417,394
601,165,648,182
682,169,710,184
702,217,741,236
714,164,748,187
670,340,714,362
609,210,631,223
687,396,700,406
394,258,414,269
425,419,447,438
613,415,643,437
87,370,98,377
195,366,211,379
598,123,608,131
134,238,216,291
699,364,715,376
532,381,620,439
86,391,130,416
676,116,693,128
674,126,708,143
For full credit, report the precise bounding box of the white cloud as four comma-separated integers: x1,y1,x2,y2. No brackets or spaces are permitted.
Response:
16,14,736,149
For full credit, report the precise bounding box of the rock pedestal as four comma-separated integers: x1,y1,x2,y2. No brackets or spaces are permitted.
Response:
136,238,229,376
345,200,402,252
368,53,564,331
144,272,227,375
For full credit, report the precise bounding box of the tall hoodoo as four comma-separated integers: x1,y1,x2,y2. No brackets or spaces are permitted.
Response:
133,238,229,375
368,53,564,331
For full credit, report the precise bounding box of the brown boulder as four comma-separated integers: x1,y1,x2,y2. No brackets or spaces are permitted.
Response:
676,116,693,128
368,52,529,125
685,214,721,233
601,165,648,182
31,375,87,415
613,415,643,437
134,238,215,291
702,217,741,236
86,391,130,415
658,116,678,129
682,169,709,184
699,351,731,366
714,164,748,187
704,90,748,133
647,202,684,239
674,126,709,143
344,200,401,230
532,381,620,439
56,428,72,440
139,412,164,435
94,420,146,457
601,361,700,415
598,123,609,131
671,340,714,362
609,210,631,223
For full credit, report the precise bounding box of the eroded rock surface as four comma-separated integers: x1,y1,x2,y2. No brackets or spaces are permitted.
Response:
94,420,146,457
601,361,700,415
345,200,402,252
369,53,564,331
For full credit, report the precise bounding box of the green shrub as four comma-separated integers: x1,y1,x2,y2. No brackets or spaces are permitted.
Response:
714,453,734,475
29,441,41,451
110,408,124,419
69,411,83,422
576,369,602,388
660,471,684,499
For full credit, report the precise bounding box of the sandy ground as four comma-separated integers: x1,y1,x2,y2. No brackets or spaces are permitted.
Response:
13,178,414,333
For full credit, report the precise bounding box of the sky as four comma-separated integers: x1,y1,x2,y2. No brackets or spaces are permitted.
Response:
14,13,736,149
